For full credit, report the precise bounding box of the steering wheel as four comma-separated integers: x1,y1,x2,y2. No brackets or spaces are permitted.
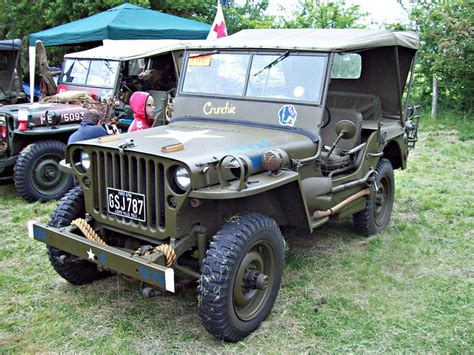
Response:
321,105,331,129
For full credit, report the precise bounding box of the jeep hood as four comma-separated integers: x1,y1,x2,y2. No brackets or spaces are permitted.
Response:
1,102,84,116
77,120,317,172
1,102,87,127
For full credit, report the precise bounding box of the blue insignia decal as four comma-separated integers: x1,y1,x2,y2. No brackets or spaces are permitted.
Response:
138,267,150,280
249,155,262,170
278,104,297,127
34,227,47,242
152,272,165,285
99,253,106,265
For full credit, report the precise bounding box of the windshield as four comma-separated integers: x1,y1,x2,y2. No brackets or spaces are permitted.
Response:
61,59,119,89
182,52,327,104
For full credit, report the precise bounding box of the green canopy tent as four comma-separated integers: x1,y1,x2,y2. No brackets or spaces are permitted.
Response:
28,2,211,101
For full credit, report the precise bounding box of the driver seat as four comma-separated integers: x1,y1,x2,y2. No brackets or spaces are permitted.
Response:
320,108,363,175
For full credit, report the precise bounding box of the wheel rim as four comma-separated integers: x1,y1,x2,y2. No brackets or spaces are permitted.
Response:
233,239,276,321
32,153,69,195
374,175,391,226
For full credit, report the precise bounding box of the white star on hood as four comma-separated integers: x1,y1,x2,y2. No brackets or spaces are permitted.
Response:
87,248,96,260
148,129,223,144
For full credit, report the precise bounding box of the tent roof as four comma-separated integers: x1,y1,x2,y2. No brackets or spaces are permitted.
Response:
0,39,22,51
29,3,211,47
64,39,194,61
189,29,420,52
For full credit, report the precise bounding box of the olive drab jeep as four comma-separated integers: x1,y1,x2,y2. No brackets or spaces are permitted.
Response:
0,39,26,106
31,29,420,341
0,40,187,201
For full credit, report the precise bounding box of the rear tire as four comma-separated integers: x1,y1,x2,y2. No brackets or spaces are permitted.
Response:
353,158,394,236
47,186,110,285
14,140,73,202
198,213,285,342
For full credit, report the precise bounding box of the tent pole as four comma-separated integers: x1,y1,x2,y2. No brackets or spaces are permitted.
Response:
29,46,36,103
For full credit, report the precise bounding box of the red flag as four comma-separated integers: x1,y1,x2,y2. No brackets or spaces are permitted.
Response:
207,0,228,40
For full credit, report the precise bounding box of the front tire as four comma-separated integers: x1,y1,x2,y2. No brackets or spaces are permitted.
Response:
198,213,285,342
14,140,73,202
47,186,110,285
353,158,395,236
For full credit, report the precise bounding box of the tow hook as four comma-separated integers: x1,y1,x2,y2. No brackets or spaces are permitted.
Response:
141,284,163,298
58,254,69,265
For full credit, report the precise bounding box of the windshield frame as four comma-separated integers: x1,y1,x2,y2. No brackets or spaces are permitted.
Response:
59,58,121,90
179,50,329,106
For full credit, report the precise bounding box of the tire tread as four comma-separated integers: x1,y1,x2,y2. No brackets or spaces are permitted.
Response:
198,213,284,342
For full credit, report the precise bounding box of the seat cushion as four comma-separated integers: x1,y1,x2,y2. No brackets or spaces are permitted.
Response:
320,150,352,173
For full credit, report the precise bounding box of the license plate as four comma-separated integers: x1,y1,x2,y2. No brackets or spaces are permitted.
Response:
107,188,146,222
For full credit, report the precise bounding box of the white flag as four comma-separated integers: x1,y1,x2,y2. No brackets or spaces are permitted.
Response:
207,0,228,40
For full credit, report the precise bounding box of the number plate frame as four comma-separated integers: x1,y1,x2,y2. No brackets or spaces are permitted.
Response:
107,187,146,222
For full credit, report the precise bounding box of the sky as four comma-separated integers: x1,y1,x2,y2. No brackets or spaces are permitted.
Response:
242,0,410,28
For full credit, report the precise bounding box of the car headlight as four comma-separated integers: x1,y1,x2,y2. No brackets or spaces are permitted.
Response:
174,167,190,191
80,150,90,171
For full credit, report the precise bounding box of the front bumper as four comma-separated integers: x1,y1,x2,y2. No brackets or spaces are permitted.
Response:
30,222,175,292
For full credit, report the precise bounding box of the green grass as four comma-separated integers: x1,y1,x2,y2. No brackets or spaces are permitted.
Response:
1,112,473,352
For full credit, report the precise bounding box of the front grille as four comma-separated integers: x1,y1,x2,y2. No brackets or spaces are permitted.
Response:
91,150,166,232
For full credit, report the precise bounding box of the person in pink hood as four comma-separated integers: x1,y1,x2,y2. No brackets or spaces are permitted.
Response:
128,91,155,132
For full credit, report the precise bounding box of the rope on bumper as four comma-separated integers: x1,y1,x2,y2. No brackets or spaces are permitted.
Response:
71,218,106,245
71,218,177,268
133,244,177,268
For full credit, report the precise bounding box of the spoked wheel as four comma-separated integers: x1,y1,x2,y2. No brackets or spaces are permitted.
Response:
353,158,395,236
198,213,285,342
14,140,73,202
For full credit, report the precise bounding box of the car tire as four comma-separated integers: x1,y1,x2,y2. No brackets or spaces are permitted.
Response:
198,213,285,342
353,158,395,236
13,140,73,202
47,186,110,285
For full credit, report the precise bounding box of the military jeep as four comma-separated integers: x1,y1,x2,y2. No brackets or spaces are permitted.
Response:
0,40,187,201
31,29,420,341
0,39,26,105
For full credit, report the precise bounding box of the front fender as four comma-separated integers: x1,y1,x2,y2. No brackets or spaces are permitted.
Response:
189,169,299,200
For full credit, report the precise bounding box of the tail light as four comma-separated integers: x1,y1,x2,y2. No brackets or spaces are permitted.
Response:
0,116,6,138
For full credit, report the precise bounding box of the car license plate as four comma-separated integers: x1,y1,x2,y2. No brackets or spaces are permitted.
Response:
107,187,146,222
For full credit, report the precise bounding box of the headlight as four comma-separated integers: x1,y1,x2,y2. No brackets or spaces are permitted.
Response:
80,150,90,171
174,167,190,191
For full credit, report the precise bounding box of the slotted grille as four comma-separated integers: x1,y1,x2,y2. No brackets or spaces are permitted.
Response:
91,150,166,231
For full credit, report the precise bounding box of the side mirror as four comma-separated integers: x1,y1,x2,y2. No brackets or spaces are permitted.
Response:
323,120,357,163
335,120,356,140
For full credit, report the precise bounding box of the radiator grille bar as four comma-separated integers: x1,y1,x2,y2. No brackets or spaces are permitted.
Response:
91,150,166,231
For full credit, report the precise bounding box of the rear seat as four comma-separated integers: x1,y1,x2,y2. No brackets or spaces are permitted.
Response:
326,91,382,121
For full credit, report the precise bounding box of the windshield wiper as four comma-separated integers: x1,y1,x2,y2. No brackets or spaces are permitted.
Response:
73,58,89,71
104,60,113,71
189,50,218,58
253,51,289,77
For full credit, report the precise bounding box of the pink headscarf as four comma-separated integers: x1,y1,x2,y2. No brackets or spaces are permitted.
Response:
128,91,152,132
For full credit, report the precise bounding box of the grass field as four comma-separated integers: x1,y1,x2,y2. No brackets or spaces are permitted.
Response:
0,113,472,352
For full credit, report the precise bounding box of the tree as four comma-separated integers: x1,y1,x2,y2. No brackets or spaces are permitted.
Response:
281,0,367,29
150,0,275,34
408,1,473,113
0,0,274,73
